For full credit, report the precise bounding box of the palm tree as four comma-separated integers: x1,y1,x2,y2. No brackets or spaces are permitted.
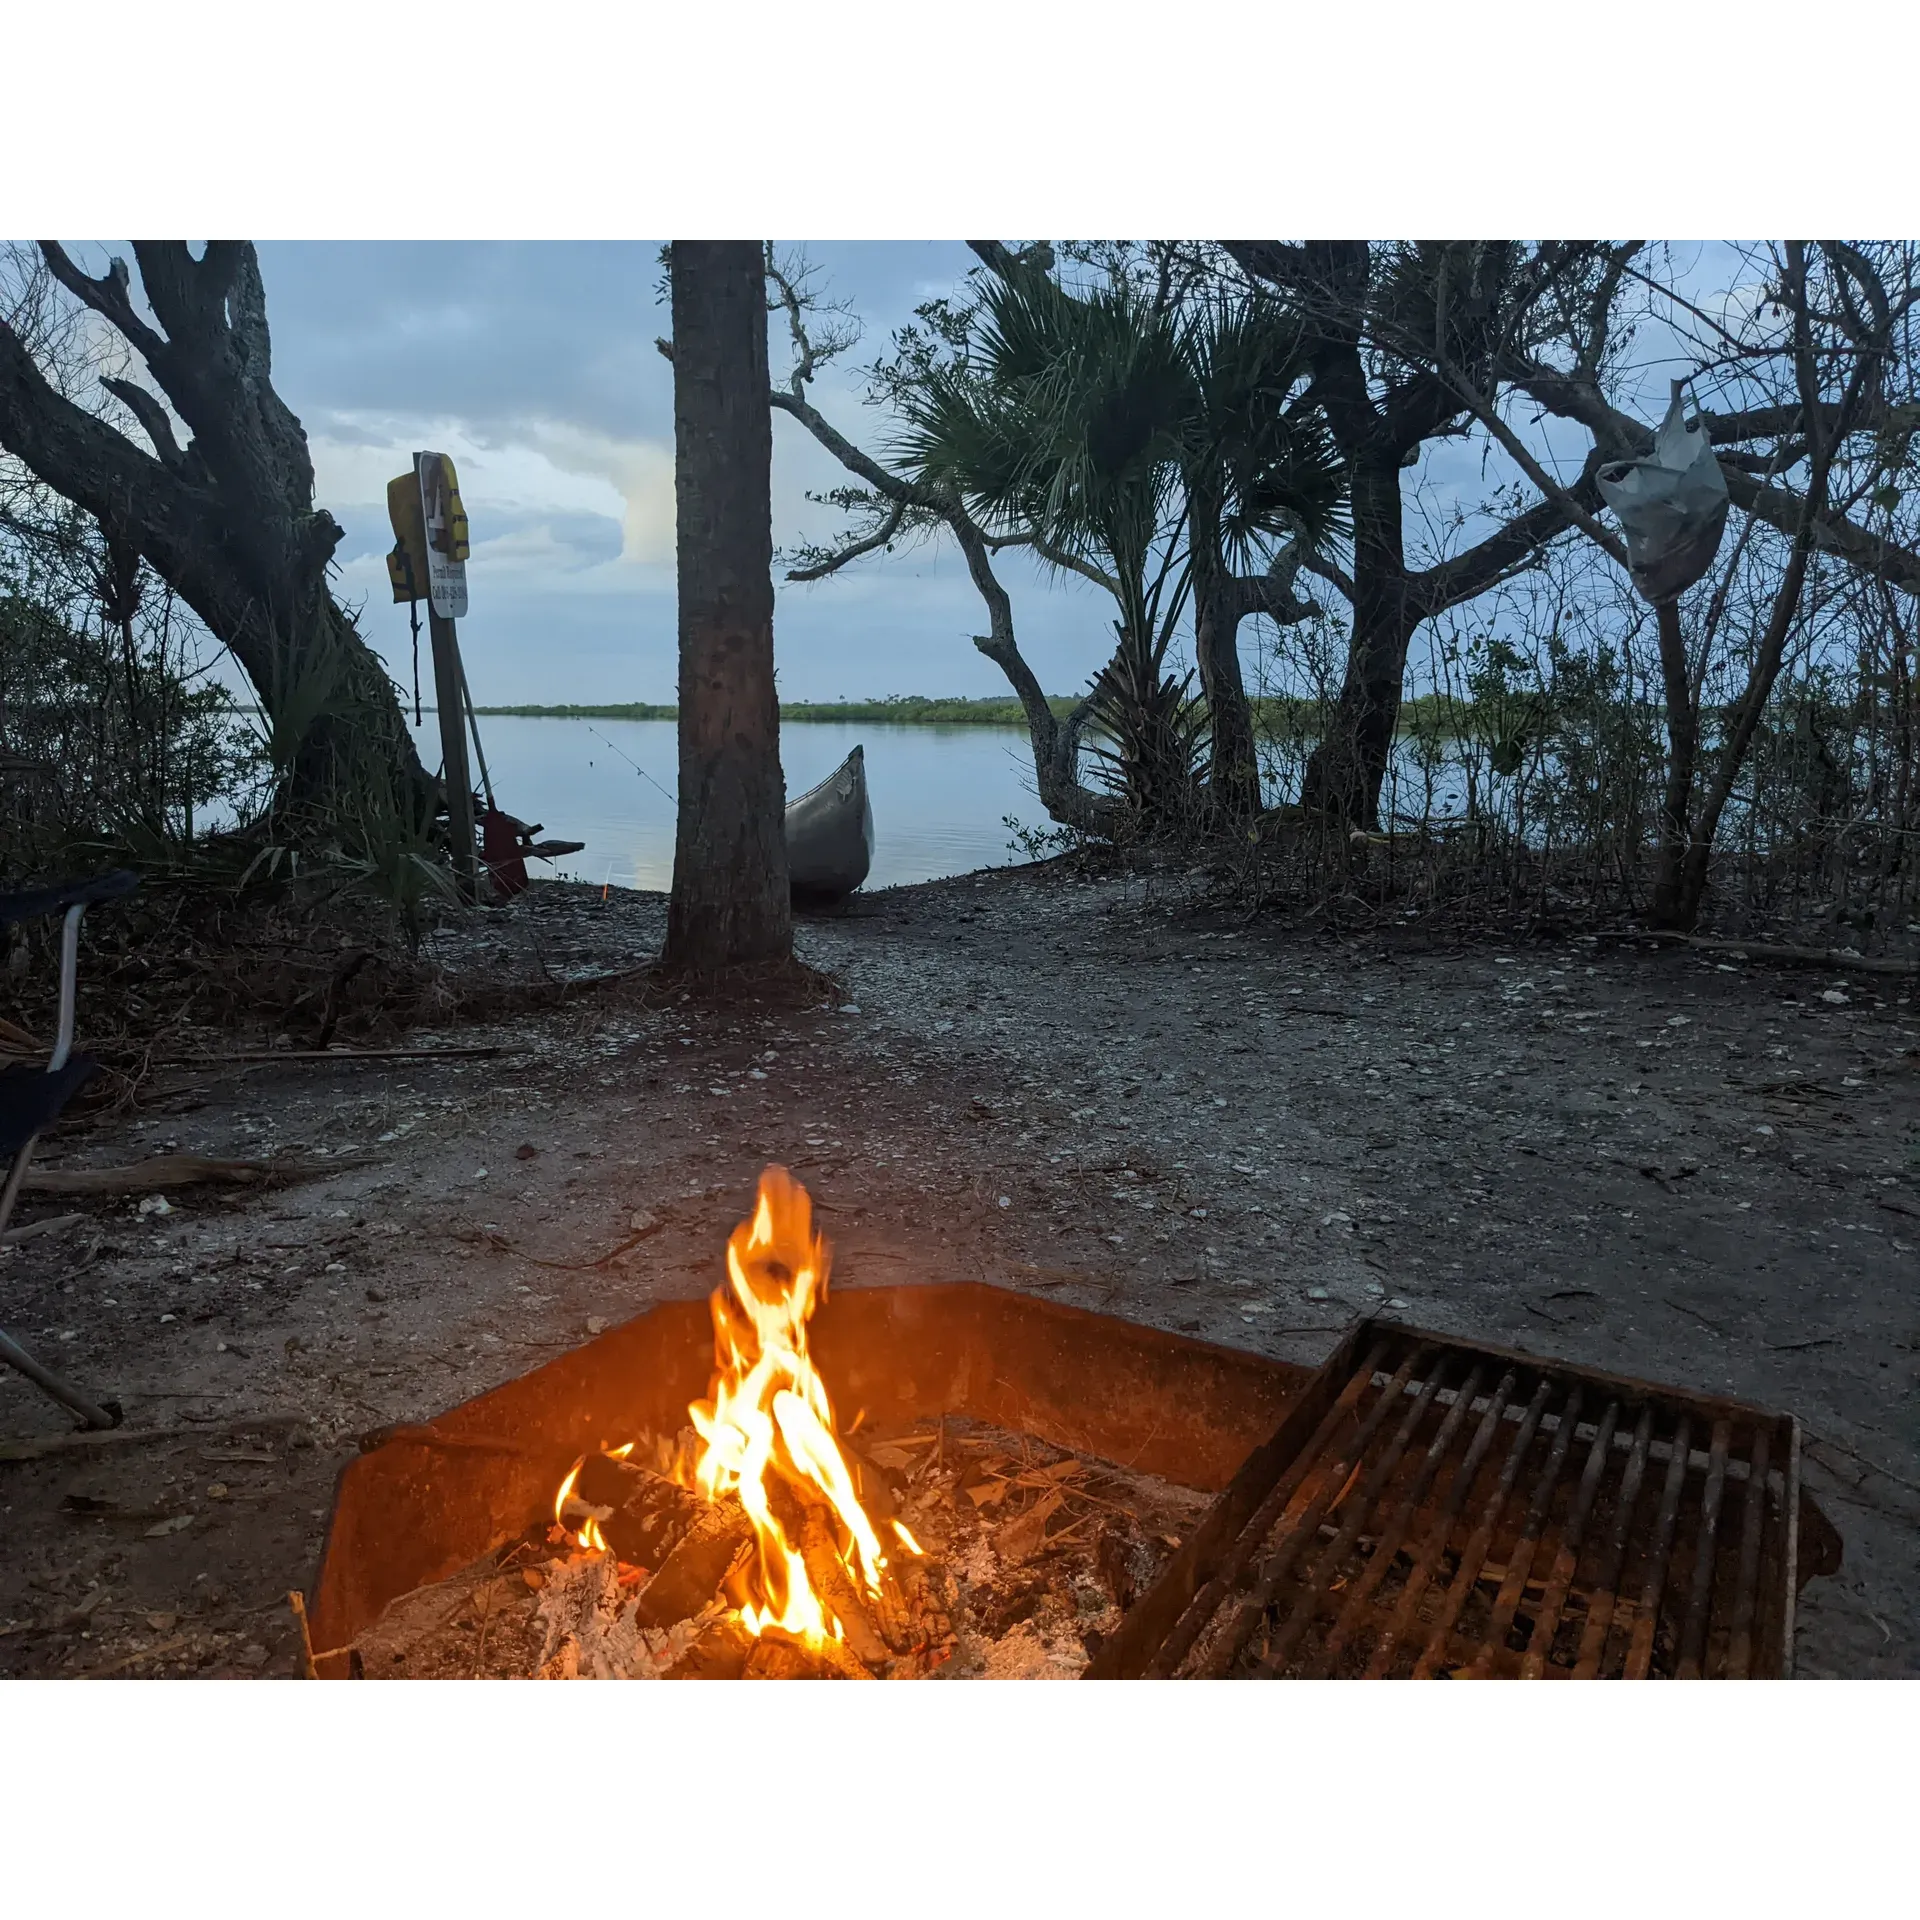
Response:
895,267,1343,831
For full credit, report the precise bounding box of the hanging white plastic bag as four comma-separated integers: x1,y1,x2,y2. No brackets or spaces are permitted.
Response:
1597,380,1729,605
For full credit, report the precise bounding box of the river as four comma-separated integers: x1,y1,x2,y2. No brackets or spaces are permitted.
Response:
420,715,1052,891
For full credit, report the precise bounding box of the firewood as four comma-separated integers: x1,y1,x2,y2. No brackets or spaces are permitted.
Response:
742,1628,871,1680
570,1453,700,1569
839,1439,900,1523
633,1499,753,1628
797,1509,890,1667
667,1611,755,1680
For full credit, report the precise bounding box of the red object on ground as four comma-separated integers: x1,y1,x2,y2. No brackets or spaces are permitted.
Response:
480,808,531,899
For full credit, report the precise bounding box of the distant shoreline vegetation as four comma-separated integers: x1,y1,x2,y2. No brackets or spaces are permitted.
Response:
259,692,1484,733
465,693,1472,733
469,696,1073,725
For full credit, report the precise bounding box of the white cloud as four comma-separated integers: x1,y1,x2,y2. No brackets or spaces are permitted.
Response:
513,422,676,565
308,410,668,563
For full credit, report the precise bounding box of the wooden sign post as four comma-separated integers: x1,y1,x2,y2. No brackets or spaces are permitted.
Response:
427,608,476,896
388,452,477,896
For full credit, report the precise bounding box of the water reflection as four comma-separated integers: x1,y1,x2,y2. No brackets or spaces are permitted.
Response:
419,716,1050,892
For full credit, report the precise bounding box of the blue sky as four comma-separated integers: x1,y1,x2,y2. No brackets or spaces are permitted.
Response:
255,241,1113,707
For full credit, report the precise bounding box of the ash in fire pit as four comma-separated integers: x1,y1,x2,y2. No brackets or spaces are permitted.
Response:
352,1417,1203,1679
345,1167,1207,1679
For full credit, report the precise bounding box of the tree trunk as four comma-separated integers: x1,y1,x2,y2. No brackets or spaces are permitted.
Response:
949,513,1118,839
662,241,792,976
1296,453,1414,828
1194,565,1262,821
0,244,425,822
1648,599,1699,926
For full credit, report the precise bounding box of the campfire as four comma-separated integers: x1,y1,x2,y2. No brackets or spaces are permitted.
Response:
334,1165,1224,1680
543,1166,939,1675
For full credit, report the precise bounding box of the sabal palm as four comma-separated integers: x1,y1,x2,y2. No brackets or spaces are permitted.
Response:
896,270,1343,824
1179,290,1345,574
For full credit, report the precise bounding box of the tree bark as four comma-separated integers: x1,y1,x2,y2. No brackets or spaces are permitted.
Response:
1193,548,1318,822
0,244,423,817
662,241,792,976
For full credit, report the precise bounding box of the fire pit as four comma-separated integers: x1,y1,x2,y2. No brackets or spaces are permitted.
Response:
310,1171,1841,1679
308,1168,1310,1678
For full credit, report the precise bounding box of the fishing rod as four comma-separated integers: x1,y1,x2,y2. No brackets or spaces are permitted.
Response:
584,723,676,808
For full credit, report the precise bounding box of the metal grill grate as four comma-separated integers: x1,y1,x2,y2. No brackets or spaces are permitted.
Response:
1087,1321,1832,1679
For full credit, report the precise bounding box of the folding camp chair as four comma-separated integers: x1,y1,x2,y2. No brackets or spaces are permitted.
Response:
0,869,139,1429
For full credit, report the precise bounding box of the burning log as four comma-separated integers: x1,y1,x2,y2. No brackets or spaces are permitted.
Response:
562,1450,702,1570
742,1627,872,1681
796,1508,891,1665
536,1554,646,1679
841,1439,901,1524
633,1499,755,1629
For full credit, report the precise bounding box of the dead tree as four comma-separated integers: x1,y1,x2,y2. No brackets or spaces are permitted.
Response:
661,241,792,976
0,243,424,819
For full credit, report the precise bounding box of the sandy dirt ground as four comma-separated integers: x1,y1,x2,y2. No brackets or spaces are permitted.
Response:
2,863,1914,1678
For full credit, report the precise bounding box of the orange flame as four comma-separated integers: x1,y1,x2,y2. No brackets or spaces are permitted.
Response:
688,1166,890,1642
555,1456,611,1555
548,1168,896,1645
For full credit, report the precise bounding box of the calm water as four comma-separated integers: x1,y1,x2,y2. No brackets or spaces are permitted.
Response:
418,716,1050,892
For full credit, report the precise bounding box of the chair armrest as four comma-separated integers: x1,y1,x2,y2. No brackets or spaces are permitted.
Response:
0,870,140,928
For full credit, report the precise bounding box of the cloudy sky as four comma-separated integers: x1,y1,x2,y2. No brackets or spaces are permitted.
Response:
247,241,1748,715
253,241,1112,708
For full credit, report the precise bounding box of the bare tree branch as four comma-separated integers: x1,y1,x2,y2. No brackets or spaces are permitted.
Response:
783,496,907,582
99,376,187,471
1432,349,1629,568
1408,455,1606,620
37,244,166,361
1029,533,1120,596
1300,548,1355,601
769,386,933,508
966,241,1056,282
1512,361,1920,595
1703,399,1920,444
